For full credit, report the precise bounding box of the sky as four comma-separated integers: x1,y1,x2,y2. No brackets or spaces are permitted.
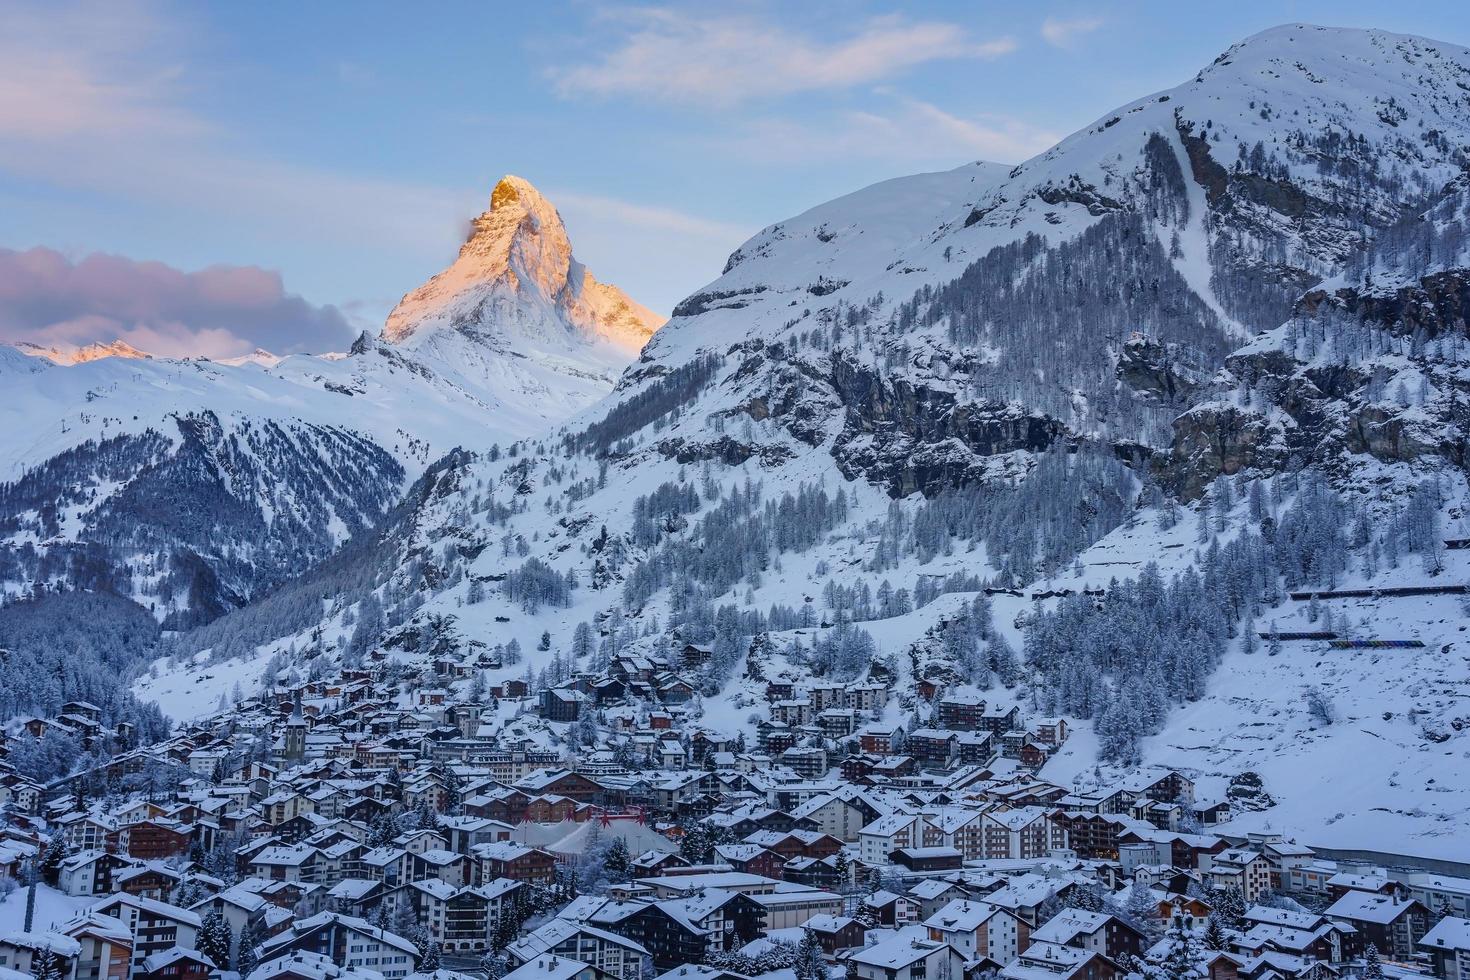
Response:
2,0,1468,358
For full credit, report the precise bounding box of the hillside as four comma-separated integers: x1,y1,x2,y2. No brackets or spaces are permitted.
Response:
79,25,1470,859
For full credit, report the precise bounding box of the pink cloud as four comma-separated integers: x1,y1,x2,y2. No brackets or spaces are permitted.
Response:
0,246,357,358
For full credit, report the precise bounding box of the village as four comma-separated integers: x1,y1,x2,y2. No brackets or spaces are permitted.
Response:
1,637,1468,980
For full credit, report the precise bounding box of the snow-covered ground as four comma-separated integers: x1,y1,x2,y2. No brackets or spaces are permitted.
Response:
0,883,90,934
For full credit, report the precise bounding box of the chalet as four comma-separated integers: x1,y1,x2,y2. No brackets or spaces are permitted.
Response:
61,913,133,980
251,844,323,884
979,704,1023,735
621,891,765,969
845,933,966,980
858,726,901,755
925,898,1030,965
1032,717,1070,746
1121,770,1196,806
891,846,963,872
712,844,785,879
409,848,470,887
765,682,796,702
360,847,412,887
0,933,82,979
780,747,829,779
58,850,134,897
137,947,214,980
790,794,869,842
656,677,696,705
818,708,859,739
473,841,558,883
190,885,273,965
1203,849,1274,903
590,678,626,705
907,729,959,767
113,865,182,902
955,731,996,766
119,820,192,860
1419,917,1470,980
1004,943,1119,980
980,807,1067,860
507,918,649,980
324,879,383,916
862,889,920,927
1017,740,1051,771
1030,909,1146,965
517,769,603,803
859,813,921,866
802,914,867,955
1324,891,1431,960
90,893,202,974
540,688,585,723
937,694,987,731
252,911,421,980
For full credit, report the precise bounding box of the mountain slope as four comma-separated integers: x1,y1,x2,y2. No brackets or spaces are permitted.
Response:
644,24,1470,490
127,25,1470,860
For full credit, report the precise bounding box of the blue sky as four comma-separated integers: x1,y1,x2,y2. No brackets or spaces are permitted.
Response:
2,0,1467,355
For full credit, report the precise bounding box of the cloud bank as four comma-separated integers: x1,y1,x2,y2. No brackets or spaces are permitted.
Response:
0,247,357,359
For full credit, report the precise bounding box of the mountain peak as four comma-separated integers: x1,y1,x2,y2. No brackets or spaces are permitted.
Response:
382,175,662,355
489,174,540,212
14,338,154,365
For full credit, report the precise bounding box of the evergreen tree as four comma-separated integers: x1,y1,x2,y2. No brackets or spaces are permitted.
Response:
39,835,65,887
198,910,233,968
604,837,631,882
794,929,828,980
1149,914,1203,980
1202,916,1229,951
30,950,63,980
679,825,712,864
420,941,443,972
1363,944,1385,980
236,923,260,976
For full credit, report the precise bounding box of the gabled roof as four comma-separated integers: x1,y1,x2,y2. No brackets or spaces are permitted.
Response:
1421,916,1470,953
1325,891,1423,924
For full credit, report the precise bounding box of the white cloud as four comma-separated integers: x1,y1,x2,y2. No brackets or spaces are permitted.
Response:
1040,15,1105,49
722,96,1059,168
551,8,1017,106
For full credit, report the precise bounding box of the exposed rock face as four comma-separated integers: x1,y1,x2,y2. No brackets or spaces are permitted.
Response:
827,355,1062,496
1116,335,1206,405
1165,268,1470,498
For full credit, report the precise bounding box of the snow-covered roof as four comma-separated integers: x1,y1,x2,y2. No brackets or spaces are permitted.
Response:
1421,917,1470,952
1325,891,1419,924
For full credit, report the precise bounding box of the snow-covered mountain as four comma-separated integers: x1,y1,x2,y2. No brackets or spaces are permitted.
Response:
0,177,662,624
15,339,154,365
642,24,1470,493
383,175,663,414
16,24,1470,859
